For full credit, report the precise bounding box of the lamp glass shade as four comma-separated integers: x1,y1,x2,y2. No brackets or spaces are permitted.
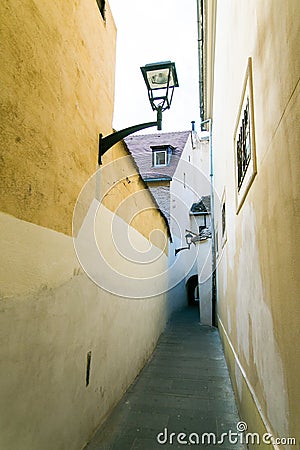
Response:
141,61,179,91
198,215,207,228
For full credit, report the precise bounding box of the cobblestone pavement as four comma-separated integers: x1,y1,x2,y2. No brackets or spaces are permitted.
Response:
84,305,247,450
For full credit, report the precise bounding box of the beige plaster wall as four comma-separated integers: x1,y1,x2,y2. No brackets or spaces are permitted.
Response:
210,0,300,447
0,212,168,450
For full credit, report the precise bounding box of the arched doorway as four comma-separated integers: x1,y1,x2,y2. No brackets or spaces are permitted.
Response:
186,275,199,306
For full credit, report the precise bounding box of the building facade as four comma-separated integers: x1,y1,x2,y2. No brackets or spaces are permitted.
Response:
125,130,212,316
201,0,300,447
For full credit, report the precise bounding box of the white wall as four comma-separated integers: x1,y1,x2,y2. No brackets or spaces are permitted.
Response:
168,132,211,312
0,208,169,450
196,239,212,325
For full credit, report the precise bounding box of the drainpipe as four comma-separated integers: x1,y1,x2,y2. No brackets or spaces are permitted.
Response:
197,0,205,130
197,0,217,326
208,120,216,327
200,118,216,326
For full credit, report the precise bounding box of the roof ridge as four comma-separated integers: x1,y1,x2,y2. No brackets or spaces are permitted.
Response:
124,130,191,140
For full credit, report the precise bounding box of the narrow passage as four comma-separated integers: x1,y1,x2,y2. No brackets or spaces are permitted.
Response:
85,306,246,450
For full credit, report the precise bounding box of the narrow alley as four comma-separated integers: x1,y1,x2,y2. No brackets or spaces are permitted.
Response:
1,1,299,449
85,306,246,450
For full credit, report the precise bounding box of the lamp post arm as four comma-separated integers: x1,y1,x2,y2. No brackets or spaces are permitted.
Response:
98,110,162,165
175,245,191,256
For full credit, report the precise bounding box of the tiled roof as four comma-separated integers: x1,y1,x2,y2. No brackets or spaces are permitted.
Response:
124,131,191,180
111,139,172,241
148,185,171,223
190,195,211,214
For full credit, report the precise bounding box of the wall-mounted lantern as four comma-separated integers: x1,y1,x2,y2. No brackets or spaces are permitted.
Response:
175,229,210,256
175,232,194,256
98,61,179,165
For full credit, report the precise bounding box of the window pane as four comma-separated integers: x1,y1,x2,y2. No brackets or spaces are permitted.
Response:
155,151,166,165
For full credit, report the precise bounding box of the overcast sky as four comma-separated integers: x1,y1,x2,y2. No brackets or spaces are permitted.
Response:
108,0,201,134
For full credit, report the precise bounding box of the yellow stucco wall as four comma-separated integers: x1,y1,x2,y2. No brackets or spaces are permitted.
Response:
0,1,171,449
0,0,167,244
218,321,270,450
208,0,300,447
0,0,116,236
101,143,169,254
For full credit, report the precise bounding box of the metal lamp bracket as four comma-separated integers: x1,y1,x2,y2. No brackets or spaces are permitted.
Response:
98,108,162,165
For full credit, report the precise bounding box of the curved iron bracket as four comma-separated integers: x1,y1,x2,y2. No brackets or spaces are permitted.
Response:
98,108,162,165
175,245,191,256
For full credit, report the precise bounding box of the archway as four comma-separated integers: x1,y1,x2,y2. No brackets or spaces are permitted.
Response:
186,275,199,306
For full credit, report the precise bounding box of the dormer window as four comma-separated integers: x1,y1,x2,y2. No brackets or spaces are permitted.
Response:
154,150,167,166
151,145,173,167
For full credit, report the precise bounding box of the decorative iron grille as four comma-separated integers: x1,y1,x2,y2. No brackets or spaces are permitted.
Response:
236,97,251,191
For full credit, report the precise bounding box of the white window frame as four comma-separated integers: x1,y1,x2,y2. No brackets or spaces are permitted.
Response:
215,227,219,259
153,150,167,167
234,57,257,214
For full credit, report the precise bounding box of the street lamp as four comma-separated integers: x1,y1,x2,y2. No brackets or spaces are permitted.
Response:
175,232,194,256
98,61,179,165
175,230,210,256
140,61,179,125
